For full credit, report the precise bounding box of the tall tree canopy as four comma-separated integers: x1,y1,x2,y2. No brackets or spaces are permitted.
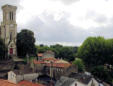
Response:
16,29,36,58
105,39,113,65
77,37,107,67
77,36,113,84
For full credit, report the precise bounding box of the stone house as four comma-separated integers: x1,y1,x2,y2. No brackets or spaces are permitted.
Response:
8,70,39,84
33,58,78,80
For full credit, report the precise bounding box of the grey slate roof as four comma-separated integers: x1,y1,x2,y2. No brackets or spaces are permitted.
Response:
69,73,92,84
55,73,93,86
55,76,75,86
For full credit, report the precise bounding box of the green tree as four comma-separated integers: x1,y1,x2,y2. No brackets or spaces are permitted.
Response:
59,47,75,61
77,36,113,84
50,44,63,58
36,44,78,62
77,36,106,67
50,44,77,61
72,58,85,72
16,29,36,58
92,65,112,83
105,39,113,65
36,45,51,53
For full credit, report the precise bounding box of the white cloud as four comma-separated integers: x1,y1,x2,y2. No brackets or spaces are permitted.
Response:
17,0,113,30
16,0,113,45
1,0,113,46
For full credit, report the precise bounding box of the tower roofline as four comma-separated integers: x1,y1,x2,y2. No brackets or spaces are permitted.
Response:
2,4,17,10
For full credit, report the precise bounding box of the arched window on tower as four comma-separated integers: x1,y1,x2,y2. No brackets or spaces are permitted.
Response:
9,12,13,20
9,12,11,20
12,12,13,20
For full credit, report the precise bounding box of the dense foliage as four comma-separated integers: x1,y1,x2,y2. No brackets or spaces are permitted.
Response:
91,65,113,83
77,36,113,83
16,29,36,58
72,58,85,72
36,44,78,62
77,37,106,67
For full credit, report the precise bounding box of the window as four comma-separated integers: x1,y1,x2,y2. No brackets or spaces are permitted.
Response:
9,12,11,20
12,12,13,20
9,12,13,20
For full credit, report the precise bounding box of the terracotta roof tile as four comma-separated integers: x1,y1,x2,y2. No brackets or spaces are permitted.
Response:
34,60,46,64
18,80,45,86
42,57,57,61
46,63,71,68
37,53,43,57
34,58,71,68
0,79,19,86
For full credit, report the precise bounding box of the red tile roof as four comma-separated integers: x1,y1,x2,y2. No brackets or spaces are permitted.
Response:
34,60,46,64
46,63,71,68
34,58,71,68
42,57,57,61
0,79,18,86
18,80,45,86
37,53,43,57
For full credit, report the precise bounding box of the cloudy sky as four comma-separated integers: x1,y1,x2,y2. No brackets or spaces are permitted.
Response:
0,0,113,46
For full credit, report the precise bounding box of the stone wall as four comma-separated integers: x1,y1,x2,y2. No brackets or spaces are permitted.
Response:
8,71,39,84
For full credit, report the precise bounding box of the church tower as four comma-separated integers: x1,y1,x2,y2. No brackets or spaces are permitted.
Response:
0,5,17,56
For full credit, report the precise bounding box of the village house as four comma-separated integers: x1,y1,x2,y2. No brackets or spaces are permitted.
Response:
33,56,78,81
55,75,99,86
8,69,39,84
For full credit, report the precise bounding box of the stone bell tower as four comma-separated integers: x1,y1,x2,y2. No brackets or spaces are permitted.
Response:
0,4,17,56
